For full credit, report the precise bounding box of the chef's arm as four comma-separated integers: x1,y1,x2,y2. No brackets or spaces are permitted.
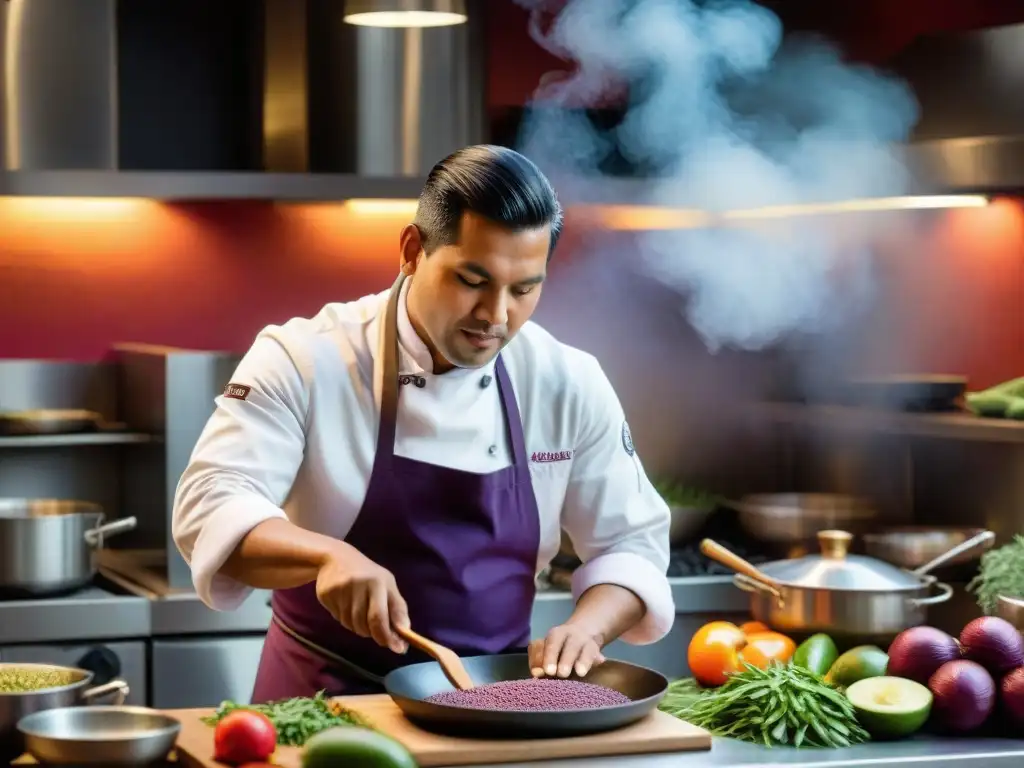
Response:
564,583,646,646
220,518,343,589
560,357,675,645
172,330,311,610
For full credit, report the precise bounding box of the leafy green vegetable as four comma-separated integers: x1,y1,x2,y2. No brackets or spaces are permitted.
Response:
202,691,366,747
654,480,719,509
968,535,1024,614
664,662,869,748
659,678,707,718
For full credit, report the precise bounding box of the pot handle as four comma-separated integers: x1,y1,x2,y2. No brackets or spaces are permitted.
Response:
908,581,954,607
80,679,130,706
84,517,138,548
734,574,786,608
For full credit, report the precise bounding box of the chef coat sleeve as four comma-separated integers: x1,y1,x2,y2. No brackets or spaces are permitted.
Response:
561,356,675,645
172,328,309,611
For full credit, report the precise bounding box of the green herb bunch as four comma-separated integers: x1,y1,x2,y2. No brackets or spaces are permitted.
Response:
968,535,1024,615
201,690,366,747
672,662,868,748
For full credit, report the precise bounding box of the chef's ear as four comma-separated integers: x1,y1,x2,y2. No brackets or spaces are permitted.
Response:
400,224,424,275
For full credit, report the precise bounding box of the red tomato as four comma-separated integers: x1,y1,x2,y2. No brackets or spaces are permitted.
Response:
213,711,277,765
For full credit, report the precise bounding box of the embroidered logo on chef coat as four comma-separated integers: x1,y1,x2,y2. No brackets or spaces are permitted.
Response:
531,450,573,463
223,383,252,401
621,420,635,456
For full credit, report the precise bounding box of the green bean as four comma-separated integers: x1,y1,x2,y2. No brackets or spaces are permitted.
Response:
658,662,868,749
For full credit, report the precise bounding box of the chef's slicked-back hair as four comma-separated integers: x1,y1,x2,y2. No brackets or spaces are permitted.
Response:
414,145,563,260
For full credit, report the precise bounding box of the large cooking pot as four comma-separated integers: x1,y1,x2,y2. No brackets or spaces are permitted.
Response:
0,500,137,597
702,529,995,645
0,663,129,762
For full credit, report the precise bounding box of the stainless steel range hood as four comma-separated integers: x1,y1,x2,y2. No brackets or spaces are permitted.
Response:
0,0,484,199
894,23,1024,194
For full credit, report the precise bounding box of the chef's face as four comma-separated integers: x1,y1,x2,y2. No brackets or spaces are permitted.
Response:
402,212,550,372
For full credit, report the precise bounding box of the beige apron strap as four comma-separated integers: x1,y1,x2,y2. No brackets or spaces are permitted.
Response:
271,614,386,686
372,273,406,434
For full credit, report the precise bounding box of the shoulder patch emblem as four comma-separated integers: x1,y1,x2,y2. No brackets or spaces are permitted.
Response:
621,420,635,456
224,383,252,401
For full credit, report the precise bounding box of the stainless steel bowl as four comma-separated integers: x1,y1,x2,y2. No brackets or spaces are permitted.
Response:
18,706,180,765
997,595,1024,630
863,527,993,570
727,493,877,545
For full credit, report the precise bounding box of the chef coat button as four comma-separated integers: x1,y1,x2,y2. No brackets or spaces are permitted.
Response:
488,444,498,456
480,375,492,389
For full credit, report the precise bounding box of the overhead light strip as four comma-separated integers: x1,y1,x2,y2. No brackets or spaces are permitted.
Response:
342,195,990,228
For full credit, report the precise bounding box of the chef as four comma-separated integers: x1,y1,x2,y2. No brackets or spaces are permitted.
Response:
172,144,675,703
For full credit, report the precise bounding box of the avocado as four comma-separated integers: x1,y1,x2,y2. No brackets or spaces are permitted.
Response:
792,634,839,678
825,645,889,688
302,726,418,768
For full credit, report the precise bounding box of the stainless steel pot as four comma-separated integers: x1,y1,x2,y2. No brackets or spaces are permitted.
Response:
703,529,995,645
0,500,137,596
0,663,129,762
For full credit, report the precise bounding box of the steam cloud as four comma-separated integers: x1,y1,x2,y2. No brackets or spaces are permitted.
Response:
512,0,920,351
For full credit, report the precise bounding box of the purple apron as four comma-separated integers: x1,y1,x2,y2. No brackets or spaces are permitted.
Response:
251,274,542,702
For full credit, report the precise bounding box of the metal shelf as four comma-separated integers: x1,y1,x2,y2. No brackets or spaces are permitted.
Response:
751,403,1024,444
0,432,157,448
0,170,427,201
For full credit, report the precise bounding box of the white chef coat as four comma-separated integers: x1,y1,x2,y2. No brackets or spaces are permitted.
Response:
172,278,675,645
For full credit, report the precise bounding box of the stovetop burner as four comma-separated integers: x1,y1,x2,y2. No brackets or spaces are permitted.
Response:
668,540,769,577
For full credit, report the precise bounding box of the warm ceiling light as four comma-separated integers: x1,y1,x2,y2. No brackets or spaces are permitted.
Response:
719,195,990,221
345,198,420,216
585,195,990,230
343,0,466,27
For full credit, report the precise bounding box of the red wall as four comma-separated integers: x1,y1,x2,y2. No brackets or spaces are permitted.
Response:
1,196,1022,391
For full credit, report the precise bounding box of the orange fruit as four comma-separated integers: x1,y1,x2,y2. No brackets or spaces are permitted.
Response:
739,620,771,635
740,631,797,669
687,621,746,687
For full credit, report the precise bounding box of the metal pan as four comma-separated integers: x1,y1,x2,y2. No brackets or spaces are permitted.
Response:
724,493,877,550
0,410,104,436
383,653,668,738
18,706,180,766
863,527,993,570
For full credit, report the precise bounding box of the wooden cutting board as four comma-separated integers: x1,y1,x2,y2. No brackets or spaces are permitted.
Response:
172,695,711,767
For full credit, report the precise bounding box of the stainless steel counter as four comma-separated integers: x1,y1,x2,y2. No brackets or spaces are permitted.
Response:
0,586,150,644
467,736,1024,767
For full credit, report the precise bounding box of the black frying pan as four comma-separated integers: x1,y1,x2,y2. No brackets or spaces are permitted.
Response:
383,653,668,738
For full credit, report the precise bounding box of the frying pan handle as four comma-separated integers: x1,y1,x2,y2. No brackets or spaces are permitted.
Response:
734,574,786,608
908,581,954,607
911,530,995,577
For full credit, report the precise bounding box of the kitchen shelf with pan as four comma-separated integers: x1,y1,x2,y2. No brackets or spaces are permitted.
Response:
750,402,1024,443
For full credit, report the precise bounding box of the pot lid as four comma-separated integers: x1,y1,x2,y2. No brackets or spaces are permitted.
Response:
758,531,923,591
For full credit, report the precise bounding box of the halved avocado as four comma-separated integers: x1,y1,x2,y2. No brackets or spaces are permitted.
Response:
846,675,933,740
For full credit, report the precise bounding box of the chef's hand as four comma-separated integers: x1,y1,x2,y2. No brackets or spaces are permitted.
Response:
528,623,606,679
315,542,411,655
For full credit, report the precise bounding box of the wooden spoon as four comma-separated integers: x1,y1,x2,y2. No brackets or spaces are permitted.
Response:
396,626,476,691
